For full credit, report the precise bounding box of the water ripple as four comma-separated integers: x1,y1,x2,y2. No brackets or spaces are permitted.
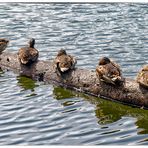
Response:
0,3,148,145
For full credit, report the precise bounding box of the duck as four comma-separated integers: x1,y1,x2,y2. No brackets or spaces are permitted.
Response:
18,38,39,65
136,65,148,89
96,57,124,85
54,49,77,73
0,38,9,53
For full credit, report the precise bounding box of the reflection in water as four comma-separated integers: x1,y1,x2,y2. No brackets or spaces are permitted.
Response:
53,86,148,135
17,76,38,96
0,3,148,145
0,68,5,76
53,86,76,100
95,100,148,135
53,86,81,107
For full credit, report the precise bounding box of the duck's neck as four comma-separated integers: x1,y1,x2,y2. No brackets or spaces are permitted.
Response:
29,43,34,48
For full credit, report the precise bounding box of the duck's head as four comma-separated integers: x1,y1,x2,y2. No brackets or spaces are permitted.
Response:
99,57,111,65
0,38,9,44
57,49,67,56
142,65,148,71
28,38,35,48
0,38,9,52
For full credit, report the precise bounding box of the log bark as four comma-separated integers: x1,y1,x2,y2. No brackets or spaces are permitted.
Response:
0,52,148,109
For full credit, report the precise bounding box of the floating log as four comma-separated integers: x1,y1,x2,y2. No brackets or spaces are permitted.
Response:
0,52,148,109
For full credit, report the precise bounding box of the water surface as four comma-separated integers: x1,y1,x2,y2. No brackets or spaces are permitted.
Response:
0,3,148,145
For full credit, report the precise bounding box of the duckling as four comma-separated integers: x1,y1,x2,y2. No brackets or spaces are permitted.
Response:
18,38,39,65
54,49,77,73
0,38,9,53
136,65,148,89
96,57,124,85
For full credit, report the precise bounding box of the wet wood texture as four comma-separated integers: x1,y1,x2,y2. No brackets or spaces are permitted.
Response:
0,52,148,109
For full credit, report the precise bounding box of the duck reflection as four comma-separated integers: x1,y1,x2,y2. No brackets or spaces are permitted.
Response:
17,76,38,96
53,86,148,134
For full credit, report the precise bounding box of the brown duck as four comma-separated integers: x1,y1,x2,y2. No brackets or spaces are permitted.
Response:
18,38,39,65
136,65,148,89
0,38,9,53
54,49,77,73
96,57,124,85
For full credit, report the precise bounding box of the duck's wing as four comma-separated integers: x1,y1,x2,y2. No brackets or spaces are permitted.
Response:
110,60,122,75
137,68,148,88
30,48,39,62
102,74,116,85
18,47,30,64
18,48,25,58
109,63,125,84
96,65,113,83
97,64,121,85
137,66,146,82
138,76,148,88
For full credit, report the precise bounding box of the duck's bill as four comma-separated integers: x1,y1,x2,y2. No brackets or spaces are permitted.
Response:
60,67,69,72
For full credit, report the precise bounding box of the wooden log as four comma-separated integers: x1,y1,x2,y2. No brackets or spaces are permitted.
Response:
0,52,148,109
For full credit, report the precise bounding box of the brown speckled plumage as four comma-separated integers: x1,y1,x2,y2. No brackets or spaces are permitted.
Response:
137,65,148,89
54,49,77,73
0,38,9,53
96,57,124,85
18,38,39,65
